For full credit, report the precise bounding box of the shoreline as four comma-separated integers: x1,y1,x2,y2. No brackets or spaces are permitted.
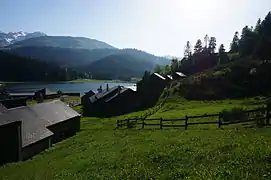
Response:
0,79,138,84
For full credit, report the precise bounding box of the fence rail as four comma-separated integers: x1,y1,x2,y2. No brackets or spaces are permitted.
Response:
117,104,271,130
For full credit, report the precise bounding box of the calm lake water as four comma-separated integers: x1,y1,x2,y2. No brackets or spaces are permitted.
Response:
2,82,136,94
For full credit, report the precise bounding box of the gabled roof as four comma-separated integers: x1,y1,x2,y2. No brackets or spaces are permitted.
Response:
104,87,135,103
28,100,80,126
0,106,53,147
175,72,186,77
89,86,120,103
0,100,80,147
153,73,166,80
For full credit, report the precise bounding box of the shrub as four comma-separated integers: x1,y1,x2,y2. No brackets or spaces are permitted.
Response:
221,107,247,122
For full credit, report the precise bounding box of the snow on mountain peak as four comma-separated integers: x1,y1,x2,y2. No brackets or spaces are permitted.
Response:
0,31,47,47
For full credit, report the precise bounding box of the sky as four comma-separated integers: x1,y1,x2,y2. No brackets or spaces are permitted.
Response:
1,0,270,57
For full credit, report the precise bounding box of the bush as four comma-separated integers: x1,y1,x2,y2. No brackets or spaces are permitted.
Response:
221,107,247,122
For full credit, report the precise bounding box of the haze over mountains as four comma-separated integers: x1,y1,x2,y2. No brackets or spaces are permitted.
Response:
0,31,170,80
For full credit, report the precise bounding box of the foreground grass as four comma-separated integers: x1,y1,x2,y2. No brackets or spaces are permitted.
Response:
1,99,271,179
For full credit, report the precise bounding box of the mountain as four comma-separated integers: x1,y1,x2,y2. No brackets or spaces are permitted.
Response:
0,31,46,46
85,54,154,79
7,36,116,50
7,46,119,67
83,49,170,79
4,34,169,79
7,47,170,71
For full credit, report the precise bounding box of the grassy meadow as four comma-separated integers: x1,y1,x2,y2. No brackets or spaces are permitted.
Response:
1,98,271,179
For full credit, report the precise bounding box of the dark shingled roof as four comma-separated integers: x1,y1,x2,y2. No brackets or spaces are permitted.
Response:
0,100,80,147
0,106,53,147
28,100,80,126
89,86,120,103
104,87,134,103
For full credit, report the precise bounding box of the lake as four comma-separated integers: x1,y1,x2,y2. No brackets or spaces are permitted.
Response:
2,82,136,94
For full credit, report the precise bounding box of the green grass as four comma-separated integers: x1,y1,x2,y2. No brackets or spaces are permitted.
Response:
27,96,81,106
0,98,271,179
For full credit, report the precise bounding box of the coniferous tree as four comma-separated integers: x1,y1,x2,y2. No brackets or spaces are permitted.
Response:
230,31,240,53
184,41,192,58
208,37,217,54
218,44,229,64
194,39,203,54
254,18,261,33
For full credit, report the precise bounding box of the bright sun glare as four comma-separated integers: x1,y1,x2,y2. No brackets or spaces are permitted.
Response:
172,0,215,12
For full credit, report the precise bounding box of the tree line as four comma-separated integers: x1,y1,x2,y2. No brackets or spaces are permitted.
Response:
152,11,271,76
0,51,88,82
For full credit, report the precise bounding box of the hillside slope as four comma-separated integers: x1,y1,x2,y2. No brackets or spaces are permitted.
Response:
0,99,270,179
7,46,118,67
171,58,271,99
85,54,154,79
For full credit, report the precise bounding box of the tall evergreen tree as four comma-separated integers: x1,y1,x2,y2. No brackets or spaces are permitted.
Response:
254,18,261,33
230,31,240,53
194,39,203,54
208,37,217,54
254,12,271,59
218,44,229,64
239,25,257,57
184,41,192,58
204,34,209,48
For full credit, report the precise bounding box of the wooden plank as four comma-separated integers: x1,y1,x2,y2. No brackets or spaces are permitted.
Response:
145,118,161,121
162,118,186,122
222,118,265,125
188,121,217,125
188,114,219,119
144,123,160,126
163,125,185,127
244,108,266,113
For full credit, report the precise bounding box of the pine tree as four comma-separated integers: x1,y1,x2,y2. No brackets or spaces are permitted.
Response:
194,39,203,54
218,44,229,64
230,31,240,53
204,34,209,48
239,25,256,57
184,41,192,58
218,44,225,53
208,37,217,54
254,18,261,33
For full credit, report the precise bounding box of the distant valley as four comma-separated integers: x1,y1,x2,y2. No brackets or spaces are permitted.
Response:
0,31,170,81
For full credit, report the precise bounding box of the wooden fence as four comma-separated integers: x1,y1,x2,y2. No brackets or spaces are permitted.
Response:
117,105,271,130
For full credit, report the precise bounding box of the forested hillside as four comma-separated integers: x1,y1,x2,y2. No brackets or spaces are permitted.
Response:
0,51,86,82
156,12,271,99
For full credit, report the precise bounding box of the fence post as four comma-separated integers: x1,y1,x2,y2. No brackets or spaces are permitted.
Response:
160,118,163,129
142,118,145,129
266,104,270,125
127,118,130,128
185,115,188,130
218,113,222,128
117,120,119,128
